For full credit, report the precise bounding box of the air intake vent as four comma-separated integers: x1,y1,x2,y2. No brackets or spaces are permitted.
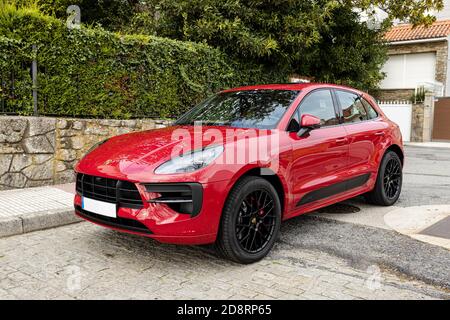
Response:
76,173,143,209
144,183,203,216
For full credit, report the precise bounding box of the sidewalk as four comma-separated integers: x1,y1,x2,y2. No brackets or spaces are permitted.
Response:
0,183,79,237
313,201,450,250
405,141,450,148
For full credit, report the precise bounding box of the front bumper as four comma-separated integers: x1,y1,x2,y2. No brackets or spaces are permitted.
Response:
74,177,230,245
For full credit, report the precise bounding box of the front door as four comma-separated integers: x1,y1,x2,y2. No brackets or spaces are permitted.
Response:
286,89,349,216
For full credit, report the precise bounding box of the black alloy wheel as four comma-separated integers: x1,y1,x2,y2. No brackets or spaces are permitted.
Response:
365,150,403,206
236,189,276,253
216,176,281,264
383,158,402,200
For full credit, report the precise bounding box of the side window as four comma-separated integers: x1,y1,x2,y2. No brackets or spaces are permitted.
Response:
336,90,368,123
298,90,338,127
361,98,379,119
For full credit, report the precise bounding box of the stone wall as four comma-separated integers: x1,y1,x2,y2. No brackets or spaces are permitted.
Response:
0,117,170,190
374,89,414,101
411,93,435,142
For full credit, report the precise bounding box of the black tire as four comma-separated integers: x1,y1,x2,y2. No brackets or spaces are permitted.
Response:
365,150,402,206
215,176,281,264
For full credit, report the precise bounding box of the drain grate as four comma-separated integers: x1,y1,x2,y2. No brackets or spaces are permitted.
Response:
317,203,361,214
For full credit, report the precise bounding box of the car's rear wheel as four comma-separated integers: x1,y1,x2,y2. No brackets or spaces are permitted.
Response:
216,176,281,264
366,150,402,206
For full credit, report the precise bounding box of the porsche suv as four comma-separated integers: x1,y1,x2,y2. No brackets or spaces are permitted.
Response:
75,83,404,263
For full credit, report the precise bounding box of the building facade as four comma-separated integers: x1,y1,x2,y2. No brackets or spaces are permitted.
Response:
378,20,450,101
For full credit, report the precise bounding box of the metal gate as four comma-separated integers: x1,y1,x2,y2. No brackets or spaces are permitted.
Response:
433,97,450,141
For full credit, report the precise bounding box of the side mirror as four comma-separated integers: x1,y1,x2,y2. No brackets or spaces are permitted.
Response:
298,114,321,136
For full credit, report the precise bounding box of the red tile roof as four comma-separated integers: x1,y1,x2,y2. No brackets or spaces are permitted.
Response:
385,20,450,42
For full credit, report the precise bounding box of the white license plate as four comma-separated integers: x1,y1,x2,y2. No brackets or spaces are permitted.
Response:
82,197,117,218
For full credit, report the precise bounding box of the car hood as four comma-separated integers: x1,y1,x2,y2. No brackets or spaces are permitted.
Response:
75,125,275,182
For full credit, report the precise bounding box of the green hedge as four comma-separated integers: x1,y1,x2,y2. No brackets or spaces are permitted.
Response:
0,35,33,114
0,4,286,118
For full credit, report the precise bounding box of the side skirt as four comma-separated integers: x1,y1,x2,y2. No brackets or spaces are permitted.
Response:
296,173,371,207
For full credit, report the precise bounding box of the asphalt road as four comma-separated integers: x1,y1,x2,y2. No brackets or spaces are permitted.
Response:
400,145,450,206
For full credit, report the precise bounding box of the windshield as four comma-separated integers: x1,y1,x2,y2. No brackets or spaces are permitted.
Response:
175,89,300,129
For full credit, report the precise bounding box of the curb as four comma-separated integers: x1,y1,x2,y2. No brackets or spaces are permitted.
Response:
0,208,82,238
404,142,450,149
384,205,450,250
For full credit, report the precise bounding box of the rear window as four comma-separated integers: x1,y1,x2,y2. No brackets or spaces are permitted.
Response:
361,98,379,119
335,90,368,123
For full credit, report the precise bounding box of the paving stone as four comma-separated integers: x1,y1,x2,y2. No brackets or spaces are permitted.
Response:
0,222,446,300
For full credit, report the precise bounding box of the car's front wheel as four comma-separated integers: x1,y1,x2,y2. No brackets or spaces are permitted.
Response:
366,150,403,206
216,176,281,264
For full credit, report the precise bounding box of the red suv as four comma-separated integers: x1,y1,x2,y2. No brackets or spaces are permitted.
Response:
75,83,403,263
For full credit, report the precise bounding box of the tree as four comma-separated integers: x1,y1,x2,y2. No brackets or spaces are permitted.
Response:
14,0,140,29
347,0,444,25
152,0,443,90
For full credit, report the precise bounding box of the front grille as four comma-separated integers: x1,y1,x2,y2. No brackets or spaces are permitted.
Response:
75,206,152,234
76,173,143,209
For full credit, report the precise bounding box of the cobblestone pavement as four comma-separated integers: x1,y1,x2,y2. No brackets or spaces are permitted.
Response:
0,222,448,300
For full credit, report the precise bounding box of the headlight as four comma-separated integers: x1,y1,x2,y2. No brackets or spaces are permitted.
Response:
155,145,224,174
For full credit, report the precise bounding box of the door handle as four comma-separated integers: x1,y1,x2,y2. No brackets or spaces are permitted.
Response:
335,137,348,145
374,131,385,136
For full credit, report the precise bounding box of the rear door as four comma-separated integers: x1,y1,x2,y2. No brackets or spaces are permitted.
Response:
334,89,386,178
287,89,349,214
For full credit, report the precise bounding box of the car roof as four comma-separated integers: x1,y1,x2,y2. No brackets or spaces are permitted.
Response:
220,83,362,94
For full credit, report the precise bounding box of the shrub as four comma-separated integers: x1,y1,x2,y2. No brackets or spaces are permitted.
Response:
0,35,34,115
